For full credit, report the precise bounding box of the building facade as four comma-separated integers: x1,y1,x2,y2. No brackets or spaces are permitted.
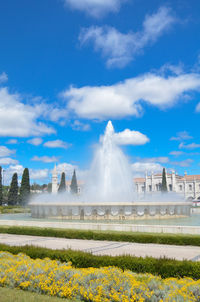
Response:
52,166,200,200
52,165,58,193
134,171,200,200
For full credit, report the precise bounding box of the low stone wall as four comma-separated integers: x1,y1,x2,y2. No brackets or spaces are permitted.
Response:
0,219,200,235
30,202,191,221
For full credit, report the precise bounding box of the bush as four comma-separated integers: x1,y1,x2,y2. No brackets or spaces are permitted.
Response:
0,207,30,214
0,243,200,279
0,225,200,246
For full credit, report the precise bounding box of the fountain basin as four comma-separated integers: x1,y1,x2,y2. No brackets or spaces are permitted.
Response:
30,201,192,220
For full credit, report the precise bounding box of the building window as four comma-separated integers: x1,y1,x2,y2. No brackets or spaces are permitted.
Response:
189,184,192,191
169,184,172,191
149,185,152,192
141,186,145,192
179,185,183,191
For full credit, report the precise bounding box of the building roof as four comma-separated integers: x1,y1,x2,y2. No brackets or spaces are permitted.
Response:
66,180,84,186
182,175,200,181
134,174,200,183
134,178,145,182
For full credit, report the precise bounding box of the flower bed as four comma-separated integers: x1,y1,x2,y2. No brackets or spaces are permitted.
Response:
0,252,200,302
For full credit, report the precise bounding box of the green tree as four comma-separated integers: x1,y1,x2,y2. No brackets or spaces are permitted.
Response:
8,173,18,205
70,170,78,194
0,166,3,205
161,168,168,192
58,172,66,193
19,168,30,205
47,183,52,193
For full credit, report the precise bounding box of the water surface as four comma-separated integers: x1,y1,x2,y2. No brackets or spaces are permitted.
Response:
1,213,200,226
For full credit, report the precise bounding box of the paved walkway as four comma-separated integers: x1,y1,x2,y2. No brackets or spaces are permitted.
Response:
0,234,200,261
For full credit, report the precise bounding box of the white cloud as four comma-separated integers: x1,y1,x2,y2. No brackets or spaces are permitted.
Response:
32,156,59,163
195,102,200,112
170,151,184,156
0,158,18,165
64,0,125,18
30,169,49,180
0,72,8,83
3,165,24,185
170,131,193,141
142,157,169,163
4,165,50,184
44,140,71,149
45,107,69,124
56,162,87,181
6,139,18,144
27,138,43,146
179,142,200,150
0,146,15,157
71,120,91,131
131,162,163,175
79,7,176,67
159,63,184,76
113,129,149,145
171,159,193,167
63,71,200,120
0,87,55,137
57,163,77,178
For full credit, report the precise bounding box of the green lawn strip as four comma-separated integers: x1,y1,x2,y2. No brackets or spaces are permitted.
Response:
0,243,200,279
0,225,200,246
0,286,76,302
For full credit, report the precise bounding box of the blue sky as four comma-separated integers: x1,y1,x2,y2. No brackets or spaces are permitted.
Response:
0,0,200,184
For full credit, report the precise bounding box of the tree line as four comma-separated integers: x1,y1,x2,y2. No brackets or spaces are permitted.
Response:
58,170,78,194
0,167,30,206
0,167,79,206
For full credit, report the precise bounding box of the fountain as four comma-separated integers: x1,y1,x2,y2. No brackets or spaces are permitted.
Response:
30,121,192,220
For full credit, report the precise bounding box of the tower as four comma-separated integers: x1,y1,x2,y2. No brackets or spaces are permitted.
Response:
52,165,58,193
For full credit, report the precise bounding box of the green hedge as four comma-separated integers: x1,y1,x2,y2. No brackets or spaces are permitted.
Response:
0,206,30,214
0,243,199,279
0,225,200,246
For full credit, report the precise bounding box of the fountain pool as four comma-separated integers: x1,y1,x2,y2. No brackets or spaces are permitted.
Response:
1,212,200,226
30,121,192,221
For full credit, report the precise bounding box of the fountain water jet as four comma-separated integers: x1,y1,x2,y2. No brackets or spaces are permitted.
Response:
84,121,135,202
30,121,192,220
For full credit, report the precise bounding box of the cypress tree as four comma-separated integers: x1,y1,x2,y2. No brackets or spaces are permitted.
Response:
19,168,30,205
70,170,78,194
161,168,168,192
8,173,18,206
58,172,66,193
47,183,52,193
0,166,3,205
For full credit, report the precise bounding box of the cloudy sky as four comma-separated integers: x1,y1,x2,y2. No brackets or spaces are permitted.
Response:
0,0,200,184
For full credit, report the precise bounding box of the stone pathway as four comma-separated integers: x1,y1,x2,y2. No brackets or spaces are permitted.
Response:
0,234,200,261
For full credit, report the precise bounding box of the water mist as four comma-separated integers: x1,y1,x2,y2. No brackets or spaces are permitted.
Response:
83,121,135,202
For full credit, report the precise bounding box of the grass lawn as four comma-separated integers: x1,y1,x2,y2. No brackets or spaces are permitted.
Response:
0,287,76,302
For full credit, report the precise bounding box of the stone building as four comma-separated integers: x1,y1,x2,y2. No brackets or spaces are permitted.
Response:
134,171,200,200
52,165,58,193
52,165,200,200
